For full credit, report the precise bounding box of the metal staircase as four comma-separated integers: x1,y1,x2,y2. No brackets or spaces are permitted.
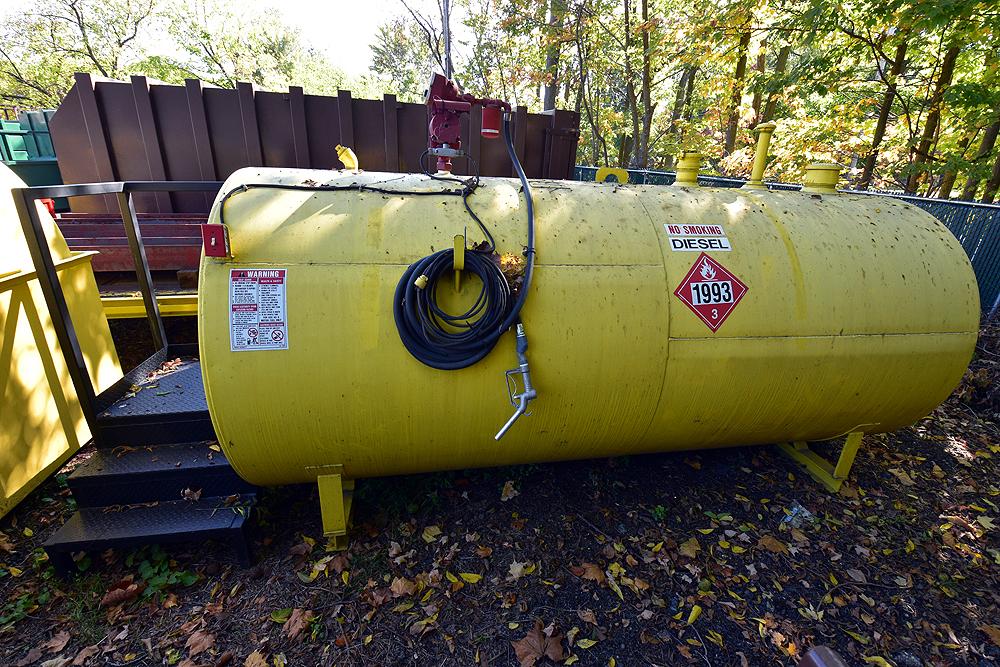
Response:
14,180,259,575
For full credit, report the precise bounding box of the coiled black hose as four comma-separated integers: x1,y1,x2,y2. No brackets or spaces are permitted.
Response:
393,115,535,370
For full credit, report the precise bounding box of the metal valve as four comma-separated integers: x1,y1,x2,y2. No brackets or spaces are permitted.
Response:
495,322,537,440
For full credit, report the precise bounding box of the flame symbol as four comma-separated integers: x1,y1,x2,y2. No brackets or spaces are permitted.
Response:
699,258,717,280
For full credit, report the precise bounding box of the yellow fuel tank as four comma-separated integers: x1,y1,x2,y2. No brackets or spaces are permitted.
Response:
198,168,978,486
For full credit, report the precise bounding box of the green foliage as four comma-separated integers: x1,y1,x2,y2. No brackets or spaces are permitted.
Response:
126,546,198,598
2,0,998,199
369,0,1000,198
0,0,365,106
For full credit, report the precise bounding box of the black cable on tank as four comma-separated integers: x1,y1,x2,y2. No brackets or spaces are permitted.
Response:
393,116,535,370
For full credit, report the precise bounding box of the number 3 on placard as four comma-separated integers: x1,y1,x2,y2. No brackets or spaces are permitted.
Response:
711,308,719,320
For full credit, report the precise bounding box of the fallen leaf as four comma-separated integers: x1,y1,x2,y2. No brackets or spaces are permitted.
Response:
185,630,215,657
687,605,702,625
283,609,316,641
846,568,867,583
43,632,71,654
576,638,598,649
570,562,606,585
71,646,98,666
980,625,1000,647
244,650,268,667
977,516,996,531
422,525,442,543
508,560,531,580
577,609,597,626
888,468,915,486
758,534,789,554
678,537,701,559
270,608,292,623
39,658,71,667
459,572,482,583
390,577,417,597
501,481,520,502
511,620,565,667
862,658,893,667
16,648,43,667
100,578,145,607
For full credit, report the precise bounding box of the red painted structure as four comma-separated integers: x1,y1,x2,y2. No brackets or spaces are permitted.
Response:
56,214,206,272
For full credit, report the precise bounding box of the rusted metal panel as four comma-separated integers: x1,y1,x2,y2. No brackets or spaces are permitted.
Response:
50,76,580,213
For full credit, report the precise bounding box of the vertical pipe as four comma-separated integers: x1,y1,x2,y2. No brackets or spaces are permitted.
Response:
744,122,776,189
117,191,167,351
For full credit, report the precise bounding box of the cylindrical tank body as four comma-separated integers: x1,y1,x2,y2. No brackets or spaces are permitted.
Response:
198,168,978,486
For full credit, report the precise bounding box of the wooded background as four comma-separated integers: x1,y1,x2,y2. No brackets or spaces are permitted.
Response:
1,0,998,200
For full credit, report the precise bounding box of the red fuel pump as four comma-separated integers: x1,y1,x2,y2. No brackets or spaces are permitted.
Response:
423,73,511,173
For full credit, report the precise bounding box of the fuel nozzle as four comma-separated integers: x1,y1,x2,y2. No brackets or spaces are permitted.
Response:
495,322,537,440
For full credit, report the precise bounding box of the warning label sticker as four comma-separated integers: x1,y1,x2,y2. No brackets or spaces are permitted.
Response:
664,223,731,252
230,269,288,352
673,253,747,332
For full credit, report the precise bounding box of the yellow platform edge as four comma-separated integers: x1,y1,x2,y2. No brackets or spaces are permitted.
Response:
101,293,198,319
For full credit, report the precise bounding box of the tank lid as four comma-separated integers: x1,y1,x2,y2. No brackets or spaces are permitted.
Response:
675,151,702,187
802,162,841,194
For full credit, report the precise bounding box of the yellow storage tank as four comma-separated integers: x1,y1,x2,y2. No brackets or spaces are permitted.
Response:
198,168,978,489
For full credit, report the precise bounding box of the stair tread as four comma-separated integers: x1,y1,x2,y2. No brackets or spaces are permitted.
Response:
98,358,207,419
45,497,253,550
71,442,235,479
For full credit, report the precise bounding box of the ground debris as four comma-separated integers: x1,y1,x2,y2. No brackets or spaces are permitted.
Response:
2,326,999,666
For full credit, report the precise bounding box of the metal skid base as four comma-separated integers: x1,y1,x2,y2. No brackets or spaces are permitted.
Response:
776,431,864,492
317,468,355,550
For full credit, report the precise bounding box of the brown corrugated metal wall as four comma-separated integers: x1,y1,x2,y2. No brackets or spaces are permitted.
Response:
50,74,581,214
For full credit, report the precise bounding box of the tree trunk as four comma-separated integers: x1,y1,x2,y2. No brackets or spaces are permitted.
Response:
631,0,655,167
983,152,1000,204
905,44,960,194
622,0,641,168
937,130,974,199
858,39,907,191
542,0,566,111
751,42,766,124
760,44,790,123
665,66,696,169
961,118,1000,200
723,28,752,157
683,65,697,121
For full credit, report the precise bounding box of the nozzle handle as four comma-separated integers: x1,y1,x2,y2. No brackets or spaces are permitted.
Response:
495,323,537,440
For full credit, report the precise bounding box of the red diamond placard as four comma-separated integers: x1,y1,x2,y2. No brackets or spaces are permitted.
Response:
673,252,748,332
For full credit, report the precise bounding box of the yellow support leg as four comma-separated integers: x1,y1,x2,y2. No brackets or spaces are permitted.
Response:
776,432,864,493
317,471,354,550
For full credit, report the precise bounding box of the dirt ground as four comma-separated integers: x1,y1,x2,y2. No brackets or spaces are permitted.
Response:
2,326,999,667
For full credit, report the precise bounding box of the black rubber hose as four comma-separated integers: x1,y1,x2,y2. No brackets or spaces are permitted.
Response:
393,115,536,370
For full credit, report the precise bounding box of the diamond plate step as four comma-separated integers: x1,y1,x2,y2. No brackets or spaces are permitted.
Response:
68,442,255,508
93,346,214,448
44,496,255,576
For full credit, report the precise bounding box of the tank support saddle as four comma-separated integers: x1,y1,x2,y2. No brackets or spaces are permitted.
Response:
317,466,355,550
776,432,864,493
